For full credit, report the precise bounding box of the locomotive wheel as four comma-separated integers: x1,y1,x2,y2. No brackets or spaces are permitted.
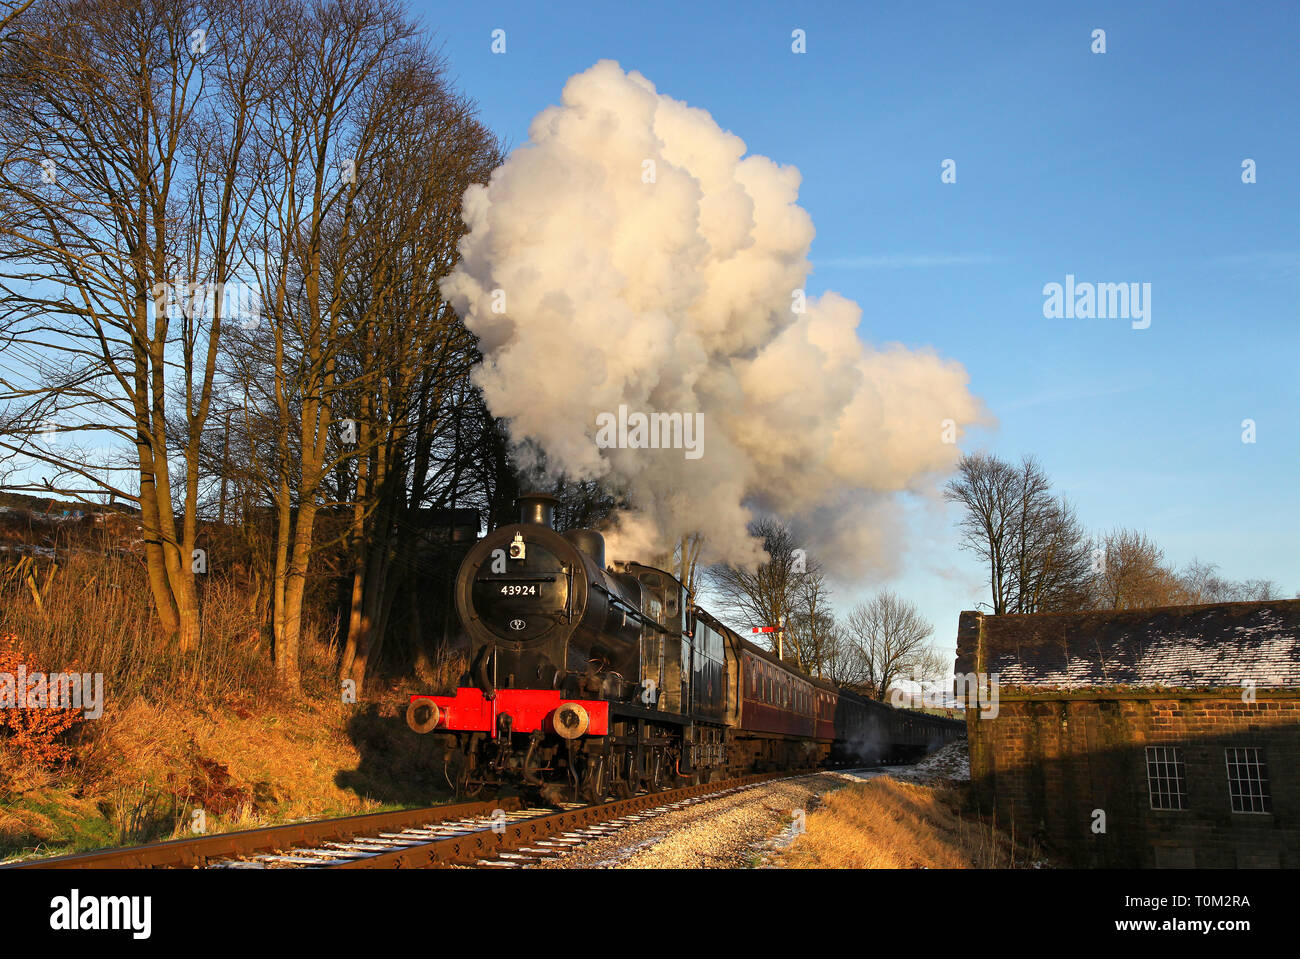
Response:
458,768,485,798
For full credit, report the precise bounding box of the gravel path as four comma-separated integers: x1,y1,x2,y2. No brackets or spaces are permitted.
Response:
534,769,902,869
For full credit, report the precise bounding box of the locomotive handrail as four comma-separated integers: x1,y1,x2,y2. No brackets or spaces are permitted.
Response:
591,580,669,633
474,574,560,581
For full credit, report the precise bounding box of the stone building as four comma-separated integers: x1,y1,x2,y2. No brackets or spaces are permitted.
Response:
955,599,1300,867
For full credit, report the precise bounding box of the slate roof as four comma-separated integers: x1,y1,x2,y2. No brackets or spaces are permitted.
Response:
955,600,1300,690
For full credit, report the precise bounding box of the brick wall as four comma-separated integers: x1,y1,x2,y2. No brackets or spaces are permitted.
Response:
966,694,1300,867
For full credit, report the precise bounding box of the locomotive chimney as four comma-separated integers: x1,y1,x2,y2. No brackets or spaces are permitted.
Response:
518,491,558,529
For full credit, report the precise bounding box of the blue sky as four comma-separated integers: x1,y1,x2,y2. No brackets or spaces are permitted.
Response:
412,0,1300,651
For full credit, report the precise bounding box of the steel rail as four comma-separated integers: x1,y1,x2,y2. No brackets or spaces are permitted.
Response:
6,771,797,869
333,771,789,868
4,796,519,870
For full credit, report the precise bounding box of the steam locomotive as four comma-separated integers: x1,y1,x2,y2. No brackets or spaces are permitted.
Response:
406,493,963,803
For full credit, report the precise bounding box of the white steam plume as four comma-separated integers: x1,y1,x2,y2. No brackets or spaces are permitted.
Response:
442,60,986,575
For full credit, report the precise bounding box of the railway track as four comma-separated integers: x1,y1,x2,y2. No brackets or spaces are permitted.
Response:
3,771,791,870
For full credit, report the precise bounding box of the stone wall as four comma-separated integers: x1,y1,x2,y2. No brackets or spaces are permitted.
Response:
965,693,1300,867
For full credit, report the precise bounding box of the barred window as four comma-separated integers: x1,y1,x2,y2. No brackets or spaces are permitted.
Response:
1146,746,1187,810
1225,748,1272,814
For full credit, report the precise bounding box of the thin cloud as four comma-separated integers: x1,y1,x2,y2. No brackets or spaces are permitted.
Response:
819,253,1001,270
999,380,1147,413
1206,252,1299,276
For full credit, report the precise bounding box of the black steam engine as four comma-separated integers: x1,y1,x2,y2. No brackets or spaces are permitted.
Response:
407,493,963,803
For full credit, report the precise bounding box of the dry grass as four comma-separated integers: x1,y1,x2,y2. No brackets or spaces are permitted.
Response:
0,692,452,861
0,551,339,705
0,548,459,862
777,776,1043,869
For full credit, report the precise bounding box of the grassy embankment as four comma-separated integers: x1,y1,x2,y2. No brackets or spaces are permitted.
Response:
776,772,1044,869
0,519,460,863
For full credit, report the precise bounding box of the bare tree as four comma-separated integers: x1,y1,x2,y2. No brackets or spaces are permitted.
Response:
1,0,502,691
820,619,867,687
1178,557,1280,605
224,0,439,688
784,564,835,674
842,590,934,701
330,51,503,690
548,478,620,533
944,452,1019,613
0,0,33,38
945,452,1093,614
1179,557,1223,605
1236,578,1280,602
1092,527,1185,609
1015,494,1094,612
707,518,814,665
0,0,273,648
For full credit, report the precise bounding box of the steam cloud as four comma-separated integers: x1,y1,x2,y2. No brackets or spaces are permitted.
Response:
442,61,985,575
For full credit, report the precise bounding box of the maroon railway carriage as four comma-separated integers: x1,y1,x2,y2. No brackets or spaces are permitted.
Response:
700,609,945,771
